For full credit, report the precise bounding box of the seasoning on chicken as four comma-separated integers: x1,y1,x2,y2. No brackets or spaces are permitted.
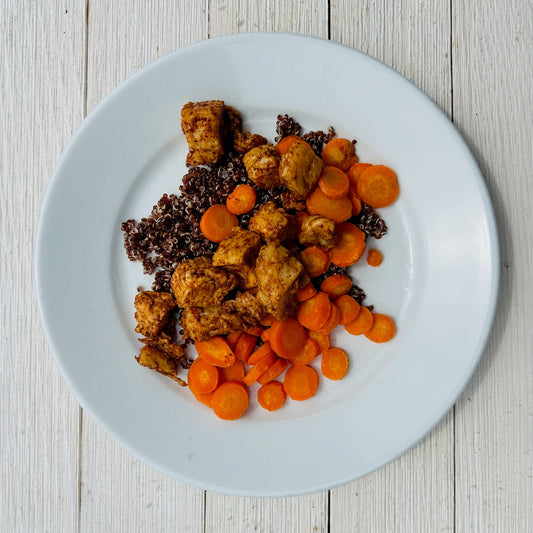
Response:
279,142,323,198
255,244,303,320
248,202,295,245
298,214,337,249
181,100,226,166
136,345,186,386
134,291,176,338
139,332,186,363
243,145,281,189
212,227,261,268
170,256,238,308
225,105,268,154
280,191,306,211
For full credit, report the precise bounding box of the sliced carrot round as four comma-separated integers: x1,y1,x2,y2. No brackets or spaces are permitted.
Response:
347,187,362,215
243,351,277,386
258,381,287,411
270,318,307,359
226,184,257,215
195,336,236,368
308,331,330,355
247,341,273,366
257,358,290,385
188,358,219,394
329,222,366,267
321,138,358,171
314,303,340,335
364,313,396,343
284,365,319,401
219,359,245,383
320,274,353,298
300,246,330,278
335,295,361,325
289,338,320,366
306,188,352,223
345,306,374,335
297,291,331,331
356,165,399,208
296,282,317,302
199,204,238,242
318,166,350,199
347,162,372,187
367,249,383,267
321,348,349,380
211,382,249,420
275,135,310,155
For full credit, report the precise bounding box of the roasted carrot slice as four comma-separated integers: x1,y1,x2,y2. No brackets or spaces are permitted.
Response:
297,292,331,331
243,351,277,386
329,222,366,267
356,165,399,208
289,338,320,366
345,306,374,335
275,135,310,155
233,333,257,363
257,381,287,411
318,166,350,199
347,162,372,187
308,331,330,355
299,246,330,278
246,325,264,337
321,138,358,171
211,381,249,420
260,327,272,342
314,302,340,335
296,282,317,302
257,358,290,385
199,204,238,242
225,330,243,351
320,274,352,298
226,184,257,215
306,187,352,223
347,187,362,215
270,318,307,359
321,348,349,380
364,313,396,343
247,342,273,366
283,365,319,401
367,249,383,267
219,359,245,383
335,295,361,325
195,337,235,368
188,358,219,394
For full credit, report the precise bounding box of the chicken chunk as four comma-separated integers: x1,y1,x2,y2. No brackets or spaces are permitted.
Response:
181,100,226,166
170,256,238,308
279,142,323,198
280,191,306,211
234,131,268,154
212,227,262,268
298,215,337,249
255,244,303,320
136,345,186,385
134,291,176,338
248,202,295,245
180,292,265,342
243,145,281,189
139,332,186,363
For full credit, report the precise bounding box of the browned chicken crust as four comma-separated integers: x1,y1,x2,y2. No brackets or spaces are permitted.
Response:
134,291,176,337
243,145,281,189
279,142,323,198
136,345,186,386
248,202,295,245
298,214,337,249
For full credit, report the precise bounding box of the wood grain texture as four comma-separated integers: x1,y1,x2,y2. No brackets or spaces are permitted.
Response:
0,2,85,531
453,1,533,531
79,2,207,532
329,2,455,531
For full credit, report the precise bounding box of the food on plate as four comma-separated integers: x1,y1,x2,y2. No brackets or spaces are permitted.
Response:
122,100,400,419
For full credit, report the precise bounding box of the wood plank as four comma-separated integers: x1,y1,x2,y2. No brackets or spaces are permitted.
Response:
205,2,329,532
79,2,207,532
329,2,455,531
453,1,533,531
0,2,85,531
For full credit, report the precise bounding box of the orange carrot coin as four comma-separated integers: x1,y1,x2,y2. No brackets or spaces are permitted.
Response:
270,318,307,359
321,348,349,380
318,166,350,199
297,291,331,331
335,295,361,325
283,365,319,401
188,358,219,394
289,338,320,366
219,359,245,383
257,381,287,411
308,331,330,354
321,138,358,171
300,246,330,278
320,274,352,298
367,249,383,267
329,222,366,267
257,358,289,385
345,306,374,335
195,336,235,368
356,165,399,208
347,162,372,187
364,313,396,343
306,188,352,223
199,204,238,242
211,382,249,420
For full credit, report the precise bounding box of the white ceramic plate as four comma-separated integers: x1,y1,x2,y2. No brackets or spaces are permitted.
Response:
35,33,499,496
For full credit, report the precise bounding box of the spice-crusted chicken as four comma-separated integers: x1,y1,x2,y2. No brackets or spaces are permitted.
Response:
136,345,186,385
139,332,186,362
255,244,303,320
171,256,238,308
279,142,323,198
180,291,265,342
134,291,176,338
298,214,337,249
280,191,306,211
248,202,295,245
225,105,268,153
181,100,226,166
212,227,262,268
243,145,281,189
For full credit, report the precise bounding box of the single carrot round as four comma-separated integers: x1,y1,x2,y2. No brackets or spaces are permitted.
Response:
233,332,257,363
200,204,238,242
329,222,366,267
318,166,350,199
335,295,361,325
296,282,317,302
188,358,219,394
308,331,330,354
290,338,320,366
345,306,374,335
275,135,310,155
211,381,250,420
297,291,332,331
247,341,273,366
243,351,277,386
257,381,287,411
270,318,307,359
356,165,399,208
347,162,373,187
195,336,236,368
189,385,215,407
283,365,319,401
321,138,358,171
364,313,396,343
367,249,383,267
320,274,352,298
300,246,330,278
257,358,289,385
321,348,349,380
306,188,352,223
226,184,257,215
314,303,340,335
219,359,245,383
347,187,362,215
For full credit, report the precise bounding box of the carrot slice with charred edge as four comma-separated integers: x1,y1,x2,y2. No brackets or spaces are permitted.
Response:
364,313,396,343
306,188,352,223
275,135,310,155
320,274,352,298
257,358,290,385
314,303,340,335
300,246,330,278
367,249,383,267
290,338,320,366
329,222,366,267
345,306,374,335
226,184,257,215
321,348,349,381
246,325,264,337
347,187,362,215
211,381,249,420
233,333,257,363
219,359,245,383
296,282,317,302
297,291,331,331
318,166,350,199
247,342,273,366
195,336,235,368
260,327,272,342
199,204,238,243
321,138,358,172
308,331,330,355
258,381,287,411
188,358,219,394
259,314,276,327
225,330,243,351
356,165,399,208
270,318,307,359
347,162,373,187
243,352,277,386
335,295,361,326
283,365,319,401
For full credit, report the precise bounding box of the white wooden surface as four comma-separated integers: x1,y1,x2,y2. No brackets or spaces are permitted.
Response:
1,1,532,531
